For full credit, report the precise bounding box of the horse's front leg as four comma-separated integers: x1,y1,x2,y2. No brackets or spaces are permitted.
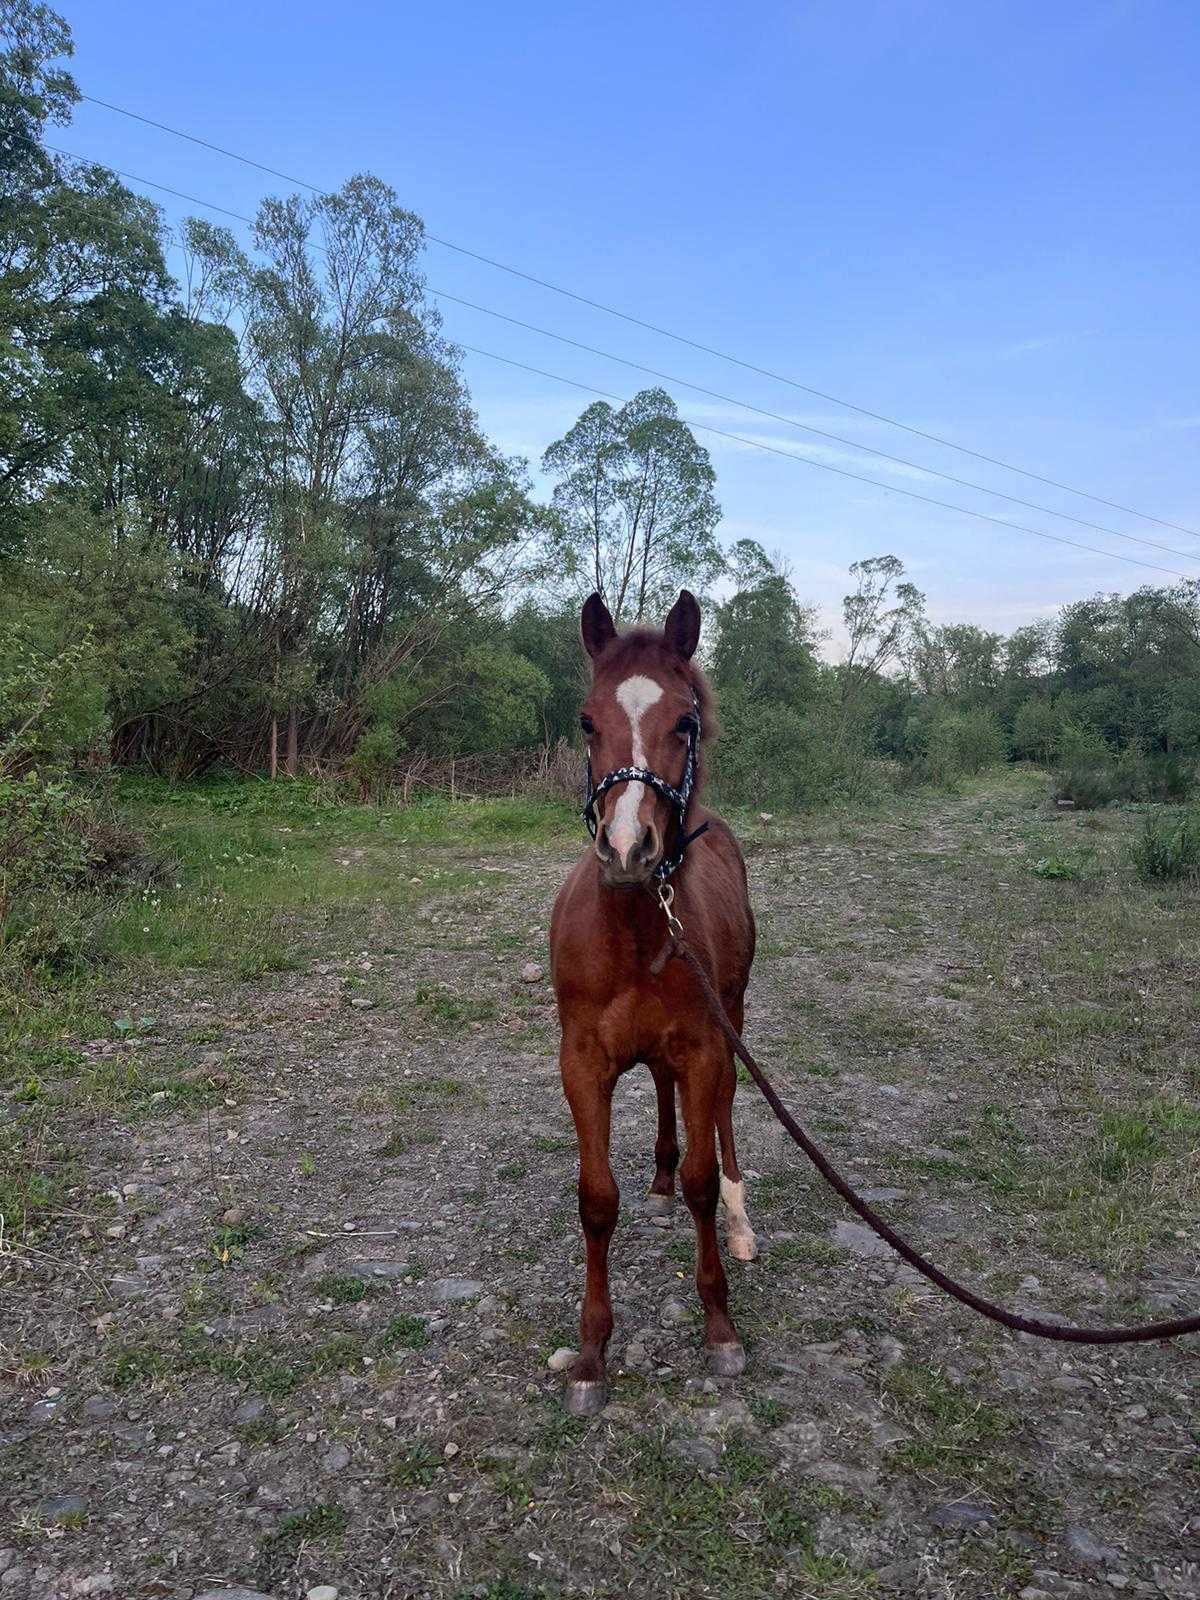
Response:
560,1031,619,1416
678,1045,745,1377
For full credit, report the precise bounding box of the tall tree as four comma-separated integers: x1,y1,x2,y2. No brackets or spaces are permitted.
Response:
542,387,723,623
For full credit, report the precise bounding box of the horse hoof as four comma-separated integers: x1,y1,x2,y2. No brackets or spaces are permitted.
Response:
564,1378,608,1417
728,1229,758,1262
646,1192,675,1217
707,1342,746,1378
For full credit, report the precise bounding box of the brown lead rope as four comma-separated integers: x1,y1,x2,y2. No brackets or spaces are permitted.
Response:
665,933,1200,1346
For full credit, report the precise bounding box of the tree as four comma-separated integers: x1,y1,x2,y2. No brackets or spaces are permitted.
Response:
542,387,723,623
711,540,821,707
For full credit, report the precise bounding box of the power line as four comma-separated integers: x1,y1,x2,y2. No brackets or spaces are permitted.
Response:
49,143,1200,575
78,90,1200,542
456,343,1196,583
430,289,1200,568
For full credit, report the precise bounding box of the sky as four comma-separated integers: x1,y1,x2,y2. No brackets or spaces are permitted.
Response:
63,0,1200,653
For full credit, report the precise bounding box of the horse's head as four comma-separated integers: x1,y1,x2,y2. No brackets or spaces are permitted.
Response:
579,590,708,889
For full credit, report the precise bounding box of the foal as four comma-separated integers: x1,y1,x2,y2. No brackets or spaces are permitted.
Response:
549,590,757,1416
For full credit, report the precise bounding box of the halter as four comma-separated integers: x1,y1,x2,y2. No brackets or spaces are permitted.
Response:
582,694,710,881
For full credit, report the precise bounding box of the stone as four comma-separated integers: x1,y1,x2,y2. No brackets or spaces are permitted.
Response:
675,1436,721,1472
321,1442,352,1473
427,1278,483,1303
71,1579,115,1596
928,1499,995,1530
832,1219,892,1258
660,1297,691,1328
1063,1526,1119,1565
195,1591,278,1600
234,1396,269,1425
82,1396,119,1423
520,962,544,983
307,1589,339,1600
108,1273,149,1301
346,1260,411,1281
35,1493,88,1522
771,1420,823,1462
546,1347,576,1373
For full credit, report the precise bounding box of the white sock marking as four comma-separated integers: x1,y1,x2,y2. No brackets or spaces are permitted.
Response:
721,1174,758,1261
608,674,664,863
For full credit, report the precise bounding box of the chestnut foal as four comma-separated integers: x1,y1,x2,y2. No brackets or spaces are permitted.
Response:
549,590,757,1416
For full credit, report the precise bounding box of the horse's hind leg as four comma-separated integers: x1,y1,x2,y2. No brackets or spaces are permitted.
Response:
716,1048,758,1262
647,1063,678,1215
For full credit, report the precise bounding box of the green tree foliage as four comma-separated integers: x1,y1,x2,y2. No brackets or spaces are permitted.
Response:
542,387,724,623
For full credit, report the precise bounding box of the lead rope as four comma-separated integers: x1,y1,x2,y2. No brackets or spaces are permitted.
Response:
654,887,1200,1346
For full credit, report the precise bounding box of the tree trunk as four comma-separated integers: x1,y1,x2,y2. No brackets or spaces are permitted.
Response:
285,705,299,776
269,716,278,781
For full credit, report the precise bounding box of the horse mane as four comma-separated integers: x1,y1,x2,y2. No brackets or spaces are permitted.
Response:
590,626,719,789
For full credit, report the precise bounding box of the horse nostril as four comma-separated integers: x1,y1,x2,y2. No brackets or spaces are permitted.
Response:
595,824,616,863
635,822,660,864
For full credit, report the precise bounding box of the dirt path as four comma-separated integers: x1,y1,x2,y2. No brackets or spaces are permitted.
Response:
3,778,1199,1600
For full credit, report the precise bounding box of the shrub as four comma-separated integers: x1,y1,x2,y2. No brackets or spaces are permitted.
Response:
347,724,399,802
1131,809,1200,882
912,707,1006,788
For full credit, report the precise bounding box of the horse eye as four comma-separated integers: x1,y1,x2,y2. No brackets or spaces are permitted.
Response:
580,714,595,736
676,714,698,735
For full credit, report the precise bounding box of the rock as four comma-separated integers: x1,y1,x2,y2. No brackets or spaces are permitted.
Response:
195,1591,279,1600
546,1347,577,1373
771,1420,823,1462
660,1297,691,1328
875,1335,905,1369
82,1396,119,1423
832,1220,892,1258
321,1442,352,1473
675,1436,721,1472
1063,1526,1119,1565
35,1493,88,1522
928,1499,995,1530
427,1277,483,1303
346,1260,411,1281
307,1589,339,1600
443,1441,460,1458
108,1273,149,1301
71,1578,115,1596
28,1400,58,1422
520,962,544,983
234,1396,269,1425
858,1186,907,1203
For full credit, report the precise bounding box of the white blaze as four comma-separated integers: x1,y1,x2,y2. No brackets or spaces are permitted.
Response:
607,674,664,863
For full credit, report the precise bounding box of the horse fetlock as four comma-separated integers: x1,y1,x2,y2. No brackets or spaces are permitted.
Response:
720,1175,758,1261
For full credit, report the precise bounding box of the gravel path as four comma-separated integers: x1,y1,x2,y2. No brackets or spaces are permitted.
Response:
3,781,1198,1599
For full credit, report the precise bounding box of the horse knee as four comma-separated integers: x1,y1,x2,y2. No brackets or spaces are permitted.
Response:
680,1156,718,1215
579,1175,619,1237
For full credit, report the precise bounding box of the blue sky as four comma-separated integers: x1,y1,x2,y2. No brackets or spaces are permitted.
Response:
66,0,1200,650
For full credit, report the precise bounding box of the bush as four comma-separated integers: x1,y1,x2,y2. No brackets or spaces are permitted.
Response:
1131,809,1200,882
0,773,144,980
912,707,1006,788
1054,750,1196,810
710,692,841,809
347,724,400,802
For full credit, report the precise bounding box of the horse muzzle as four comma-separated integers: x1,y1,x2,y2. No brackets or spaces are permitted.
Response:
595,816,662,887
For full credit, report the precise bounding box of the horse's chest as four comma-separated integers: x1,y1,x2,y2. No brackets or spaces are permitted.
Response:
595,982,690,1063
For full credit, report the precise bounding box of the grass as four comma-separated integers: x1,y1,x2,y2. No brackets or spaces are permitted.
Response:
882,1362,1018,1480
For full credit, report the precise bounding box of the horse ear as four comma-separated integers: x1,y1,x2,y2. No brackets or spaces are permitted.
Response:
580,593,617,660
663,590,701,660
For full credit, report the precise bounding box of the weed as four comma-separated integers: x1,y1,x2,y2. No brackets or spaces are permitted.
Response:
1132,808,1200,882
379,1315,429,1351
313,1272,372,1305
